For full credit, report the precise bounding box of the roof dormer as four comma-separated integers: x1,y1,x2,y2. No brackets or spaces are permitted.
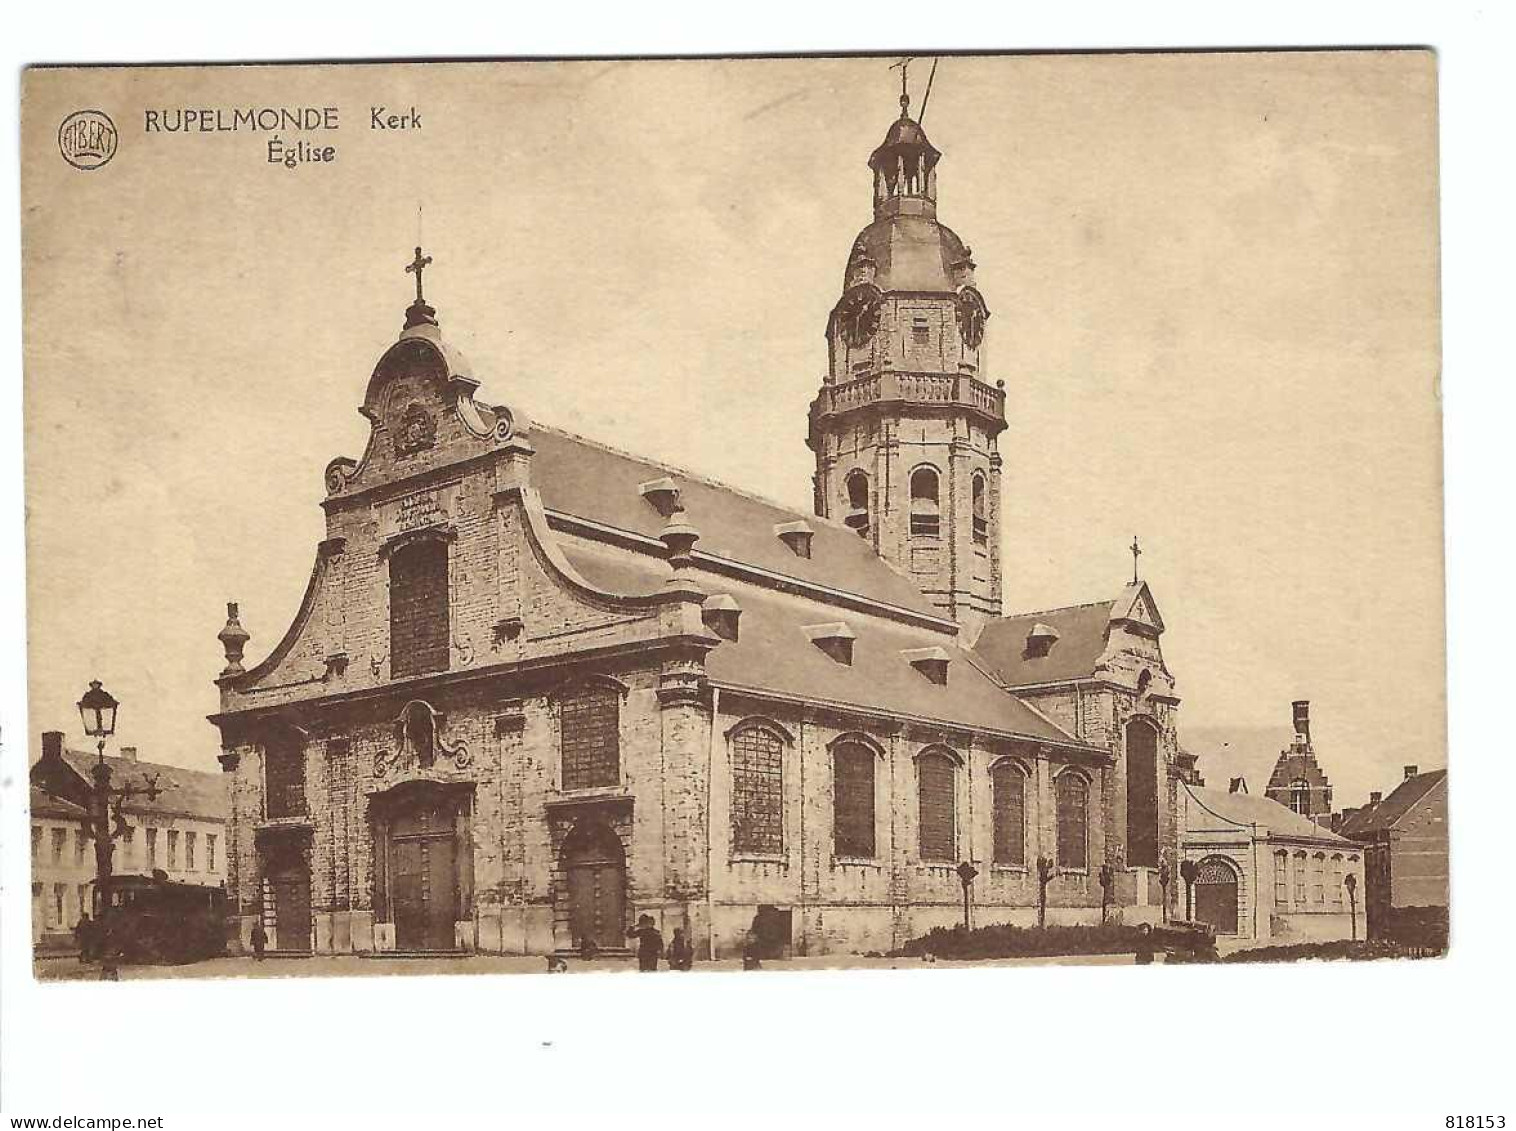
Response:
1024,622,1059,658
702,593,741,641
774,520,814,559
901,646,950,685
803,621,856,665
638,477,682,518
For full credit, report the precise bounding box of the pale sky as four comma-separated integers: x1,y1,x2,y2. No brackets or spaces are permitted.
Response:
21,52,1442,808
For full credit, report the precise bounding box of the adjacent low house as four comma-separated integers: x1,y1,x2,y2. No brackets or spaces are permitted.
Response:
1177,780,1365,946
1338,766,1448,942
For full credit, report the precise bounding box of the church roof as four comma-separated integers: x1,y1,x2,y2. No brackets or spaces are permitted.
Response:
972,598,1119,687
551,529,1089,750
529,424,945,621
1182,783,1355,845
849,214,970,294
1338,769,1447,837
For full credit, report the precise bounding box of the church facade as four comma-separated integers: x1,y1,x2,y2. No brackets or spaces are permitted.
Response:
211,90,1184,959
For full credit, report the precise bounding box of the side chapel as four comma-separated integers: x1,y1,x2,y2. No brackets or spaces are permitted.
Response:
211,84,1184,957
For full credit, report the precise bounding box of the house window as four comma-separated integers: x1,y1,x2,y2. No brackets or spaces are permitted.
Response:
1331,855,1344,907
917,752,957,862
844,471,871,538
1293,852,1306,904
731,724,784,855
265,734,307,819
833,742,876,859
51,828,66,864
909,466,940,538
560,684,621,791
31,825,42,859
77,884,89,918
121,826,135,868
1125,720,1160,868
972,474,988,545
186,832,198,871
53,884,66,928
167,830,180,870
1311,853,1325,905
74,829,88,866
389,538,450,679
1289,779,1310,815
1274,850,1289,907
1056,773,1089,870
992,761,1027,866
207,833,218,873
147,827,158,869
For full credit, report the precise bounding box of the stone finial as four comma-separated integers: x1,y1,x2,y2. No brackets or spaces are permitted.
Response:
218,601,250,677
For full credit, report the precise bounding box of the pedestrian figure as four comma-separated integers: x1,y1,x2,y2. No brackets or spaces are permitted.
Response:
667,927,693,971
1135,922,1155,966
250,921,267,961
579,936,599,961
74,911,95,963
628,913,663,972
742,915,763,971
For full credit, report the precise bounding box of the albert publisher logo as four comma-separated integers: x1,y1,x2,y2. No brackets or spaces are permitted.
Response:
58,109,118,170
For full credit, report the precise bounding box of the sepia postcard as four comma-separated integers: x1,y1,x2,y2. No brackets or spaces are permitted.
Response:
19,51,1445,984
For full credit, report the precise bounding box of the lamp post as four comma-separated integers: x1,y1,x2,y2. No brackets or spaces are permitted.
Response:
955,861,978,932
1158,854,1172,923
1179,859,1198,922
76,681,160,981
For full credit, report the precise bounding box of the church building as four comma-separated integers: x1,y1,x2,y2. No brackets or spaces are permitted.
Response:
211,85,1185,958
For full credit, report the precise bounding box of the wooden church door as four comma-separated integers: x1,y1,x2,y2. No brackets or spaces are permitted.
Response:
1194,857,1240,936
562,821,626,951
388,795,461,952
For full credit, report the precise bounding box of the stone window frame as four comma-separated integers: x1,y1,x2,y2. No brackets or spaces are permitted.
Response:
971,472,989,546
1311,851,1327,907
1274,849,1290,909
1123,716,1162,870
382,529,456,681
726,717,792,861
1330,853,1345,908
908,463,942,540
829,732,885,864
549,674,630,794
1292,850,1308,905
989,756,1032,870
1054,768,1092,874
914,745,963,864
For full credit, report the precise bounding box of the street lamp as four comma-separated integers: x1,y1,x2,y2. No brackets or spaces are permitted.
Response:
72,681,159,981
1345,872,1359,941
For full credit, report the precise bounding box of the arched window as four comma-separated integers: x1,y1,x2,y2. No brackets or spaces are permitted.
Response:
1311,852,1326,905
559,683,620,791
1125,720,1160,868
390,538,450,678
844,471,871,538
1292,851,1307,904
992,760,1027,866
1055,771,1089,870
1330,854,1345,907
731,724,784,855
909,466,940,538
833,741,876,858
917,750,957,862
971,473,988,545
1289,778,1311,815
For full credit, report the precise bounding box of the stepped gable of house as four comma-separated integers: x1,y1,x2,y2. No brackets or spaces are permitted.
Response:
547,485,1091,750
54,749,228,821
1338,769,1447,838
1183,782,1354,844
527,424,943,622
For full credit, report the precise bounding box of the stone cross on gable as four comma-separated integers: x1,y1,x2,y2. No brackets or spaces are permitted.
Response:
406,245,433,304
1130,535,1142,584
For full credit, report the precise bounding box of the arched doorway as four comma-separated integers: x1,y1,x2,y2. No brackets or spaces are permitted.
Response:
561,820,626,952
1194,856,1240,936
262,842,311,953
374,784,471,953
1125,718,1160,868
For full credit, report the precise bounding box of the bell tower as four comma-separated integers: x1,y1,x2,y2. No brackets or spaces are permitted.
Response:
807,79,1007,636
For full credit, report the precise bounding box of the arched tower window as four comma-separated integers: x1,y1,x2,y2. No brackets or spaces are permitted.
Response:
844,471,871,538
992,760,1027,866
909,466,940,538
730,723,784,856
1056,771,1090,870
389,539,450,678
971,473,988,546
917,751,957,862
1125,720,1160,868
832,741,876,859
559,684,621,791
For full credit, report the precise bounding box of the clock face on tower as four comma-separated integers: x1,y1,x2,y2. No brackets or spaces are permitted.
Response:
956,286,989,350
833,284,883,349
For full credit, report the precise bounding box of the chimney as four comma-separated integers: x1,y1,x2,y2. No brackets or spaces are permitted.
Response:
1369,791,1383,805
119,746,138,762
42,730,64,761
1403,764,1418,780
1292,700,1310,743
